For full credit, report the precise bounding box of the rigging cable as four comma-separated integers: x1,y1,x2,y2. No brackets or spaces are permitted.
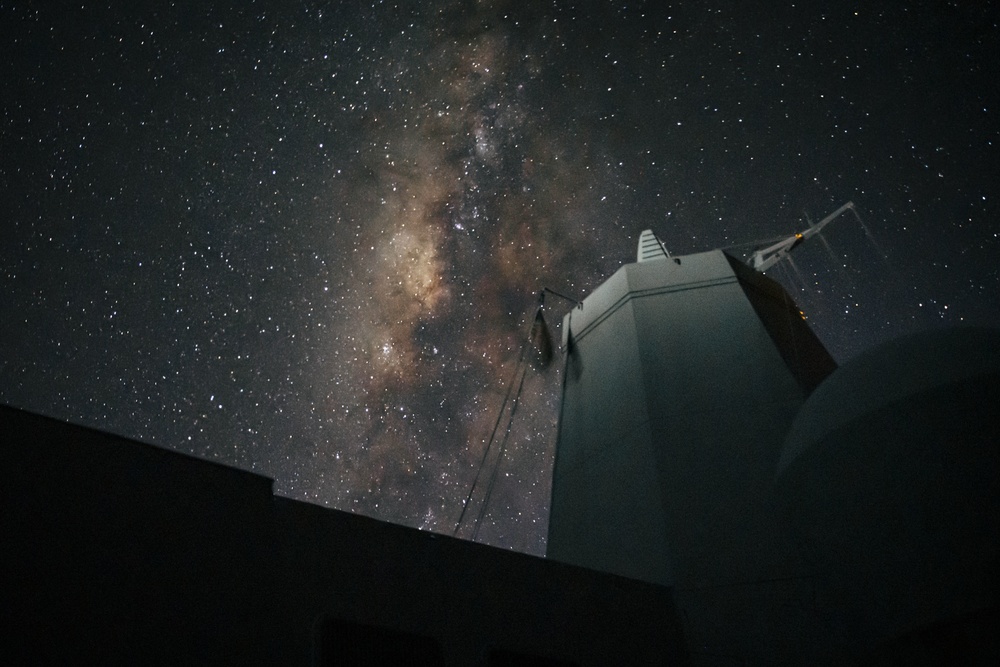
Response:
473,358,529,541
453,309,536,538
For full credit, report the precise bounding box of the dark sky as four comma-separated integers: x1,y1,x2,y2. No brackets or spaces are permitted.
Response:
2,0,998,554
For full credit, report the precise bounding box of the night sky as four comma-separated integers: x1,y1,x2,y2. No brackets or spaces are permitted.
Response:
2,1,998,554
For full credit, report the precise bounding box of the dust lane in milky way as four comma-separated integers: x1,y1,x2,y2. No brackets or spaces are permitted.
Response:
250,5,623,547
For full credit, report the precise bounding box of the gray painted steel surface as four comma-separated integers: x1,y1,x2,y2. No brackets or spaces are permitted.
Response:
548,246,838,663
549,249,829,588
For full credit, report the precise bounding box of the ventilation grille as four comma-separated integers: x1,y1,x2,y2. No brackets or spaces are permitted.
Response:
638,229,668,262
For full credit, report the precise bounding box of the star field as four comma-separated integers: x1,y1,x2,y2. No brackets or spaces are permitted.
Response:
2,1,998,555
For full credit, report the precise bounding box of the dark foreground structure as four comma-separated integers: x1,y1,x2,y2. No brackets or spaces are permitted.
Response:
2,405,687,666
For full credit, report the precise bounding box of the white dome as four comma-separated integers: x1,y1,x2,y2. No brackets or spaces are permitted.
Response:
778,326,1000,477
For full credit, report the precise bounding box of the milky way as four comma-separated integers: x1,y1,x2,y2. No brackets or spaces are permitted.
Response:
2,1,998,554
297,5,628,547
